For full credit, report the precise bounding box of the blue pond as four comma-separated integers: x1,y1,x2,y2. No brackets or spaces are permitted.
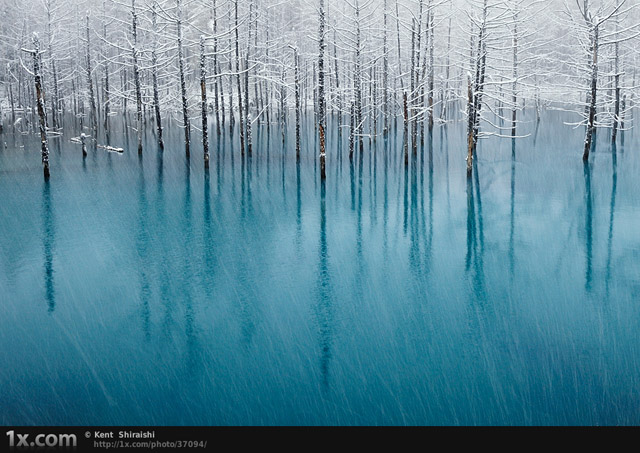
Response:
1,112,639,425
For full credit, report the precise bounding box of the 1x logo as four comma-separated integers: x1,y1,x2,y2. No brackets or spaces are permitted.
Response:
6,430,77,449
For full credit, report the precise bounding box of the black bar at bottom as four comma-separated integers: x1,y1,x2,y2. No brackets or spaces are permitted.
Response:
2,426,636,451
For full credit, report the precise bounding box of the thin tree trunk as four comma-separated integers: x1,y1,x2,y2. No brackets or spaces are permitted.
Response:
200,36,209,167
103,3,110,136
177,0,191,157
442,17,451,120
245,54,252,155
46,0,59,130
333,26,341,138
383,0,389,136
30,35,50,179
403,91,409,167
320,123,326,180
278,66,285,143
294,48,301,161
228,18,234,132
151,2,164,148
86,15,97,140
211,0,221,136
131,0,143,154
511,11,518,137
395,0,404,91
9,83,15,126
349,99,355,160
428,4,434,132
467,74,475,176
410,18,416,155
318,0,326,180
235,0,245,156
245,3,252,155
612,0,621,144
583,23,598,161
355,0,363,156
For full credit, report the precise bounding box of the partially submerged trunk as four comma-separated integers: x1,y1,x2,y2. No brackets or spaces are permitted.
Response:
200,36,209,167
177,0,191,157
469,0,488,156
354,0,363,156
612,2,621,145
320,123,326,181
318,0,326,180
234,0,245,156
428,3,434,132
227,22,234,133
102,0,110,134
211,0,221,137
467,74,474,176
294,48,301,160
441,17,451,121
318,0,326,135
30,35,50,179
511,11,518,137
151,1,164,148
80,132,87,157
131,0,143,154
245,1,253,155
403,91,409,167
382,0,389,136
349,99,355,160
279,66,286,144
583,23,598,161
85,15,97,140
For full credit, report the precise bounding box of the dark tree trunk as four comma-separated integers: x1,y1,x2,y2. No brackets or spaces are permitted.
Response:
583,24,598,161
294,48,301,161
177,0,191,157
151,2,164,148
200,36,209,168
131,0,143,154
30,35,50,179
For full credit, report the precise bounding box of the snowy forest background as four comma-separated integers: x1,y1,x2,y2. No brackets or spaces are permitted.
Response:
1,0,639,170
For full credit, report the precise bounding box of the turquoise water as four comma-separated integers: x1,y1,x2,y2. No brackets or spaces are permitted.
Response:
1,112,639,425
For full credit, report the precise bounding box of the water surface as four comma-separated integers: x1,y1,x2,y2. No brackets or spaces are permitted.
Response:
1,112,639,425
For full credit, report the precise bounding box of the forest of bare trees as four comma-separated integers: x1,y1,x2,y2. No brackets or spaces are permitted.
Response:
1,0,639,179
